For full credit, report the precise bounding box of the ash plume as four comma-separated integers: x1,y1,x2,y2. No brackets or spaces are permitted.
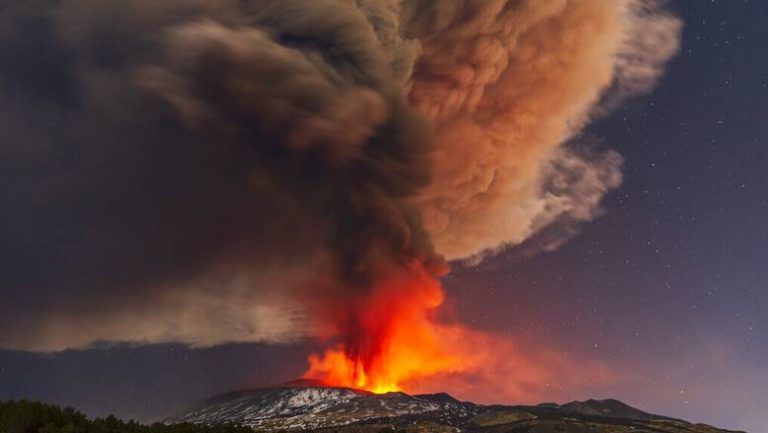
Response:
408,0,681,260
0,0,680,351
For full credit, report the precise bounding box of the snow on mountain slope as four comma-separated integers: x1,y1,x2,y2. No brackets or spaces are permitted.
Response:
166,386,456,430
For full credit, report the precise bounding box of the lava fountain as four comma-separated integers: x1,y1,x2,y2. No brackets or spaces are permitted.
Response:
303,261,482,394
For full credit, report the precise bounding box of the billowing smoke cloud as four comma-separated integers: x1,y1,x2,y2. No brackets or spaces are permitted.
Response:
409,0,680,260
0,0,680,351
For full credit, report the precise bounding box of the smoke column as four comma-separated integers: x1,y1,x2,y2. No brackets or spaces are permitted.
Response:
0,0,680,398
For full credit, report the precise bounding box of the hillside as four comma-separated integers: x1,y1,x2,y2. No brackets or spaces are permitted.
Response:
167,386,746,433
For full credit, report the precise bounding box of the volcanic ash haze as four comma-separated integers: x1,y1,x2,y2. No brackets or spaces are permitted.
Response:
0,0,680,401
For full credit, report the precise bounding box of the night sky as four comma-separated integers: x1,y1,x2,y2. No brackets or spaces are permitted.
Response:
1,1,767,433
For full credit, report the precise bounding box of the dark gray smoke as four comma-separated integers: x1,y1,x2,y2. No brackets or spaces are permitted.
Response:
0,0,680,351
0,0,437,350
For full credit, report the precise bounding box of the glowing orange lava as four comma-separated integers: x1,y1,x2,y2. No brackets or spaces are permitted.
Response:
303,262,479,394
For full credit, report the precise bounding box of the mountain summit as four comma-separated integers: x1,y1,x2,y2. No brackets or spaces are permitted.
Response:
167,385,742,432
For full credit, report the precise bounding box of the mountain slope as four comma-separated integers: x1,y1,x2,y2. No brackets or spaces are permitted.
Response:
167,386,744,433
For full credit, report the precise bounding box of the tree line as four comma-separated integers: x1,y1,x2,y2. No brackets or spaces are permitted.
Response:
0,400,253,433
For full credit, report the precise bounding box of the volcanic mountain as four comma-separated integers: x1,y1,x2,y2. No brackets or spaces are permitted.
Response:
166,384,742,433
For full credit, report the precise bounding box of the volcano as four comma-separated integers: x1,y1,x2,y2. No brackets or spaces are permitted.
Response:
166,384,742,433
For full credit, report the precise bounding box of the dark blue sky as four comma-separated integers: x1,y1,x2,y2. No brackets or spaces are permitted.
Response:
1,1,766,432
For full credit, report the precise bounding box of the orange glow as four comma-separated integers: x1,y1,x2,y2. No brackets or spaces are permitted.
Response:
302,261,622,401
303,262,484,394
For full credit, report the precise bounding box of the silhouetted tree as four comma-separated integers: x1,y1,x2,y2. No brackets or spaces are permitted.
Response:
0,400,252,433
